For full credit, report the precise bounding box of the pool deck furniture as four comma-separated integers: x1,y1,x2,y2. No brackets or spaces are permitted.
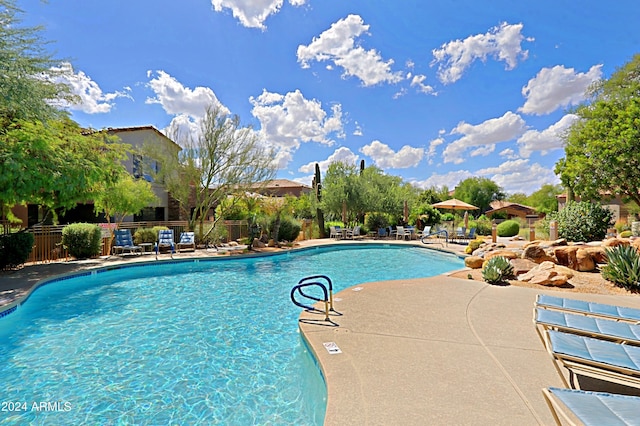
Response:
534,306,640,349
545,329,640,390
155,229,176,259
542,387,640,426
4,239,640,425
537,294,640,323
112,229,142,256
176,232,196,252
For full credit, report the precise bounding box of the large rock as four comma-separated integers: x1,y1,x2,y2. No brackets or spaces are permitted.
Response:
252,238,266,248
553,246,579,270
518,261,571,287
464,256,484,269
510,258,538,275
583,246,607,265
576,248,596,272
521,244,556,264
602,238,630,248
484,250,519,261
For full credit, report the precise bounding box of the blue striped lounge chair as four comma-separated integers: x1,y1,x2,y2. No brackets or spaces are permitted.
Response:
534,306,640,350
542,387,640,426
546,330,640,390
177,232,196,252
536,294,640,324
112,229,142,255
155,229,175,259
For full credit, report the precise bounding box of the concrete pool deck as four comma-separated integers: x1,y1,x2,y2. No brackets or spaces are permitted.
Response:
3,239,640,424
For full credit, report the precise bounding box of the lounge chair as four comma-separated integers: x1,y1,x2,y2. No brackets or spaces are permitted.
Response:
176,232,196,252
155,229,175,259
545,329,640,390
377,228,388,239
534,307,640,350
542,387,640,426
415,226,431,238
536,294,640,324
112,229,142,255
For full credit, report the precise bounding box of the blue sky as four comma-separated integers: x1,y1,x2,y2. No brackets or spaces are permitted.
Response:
18,0,640,194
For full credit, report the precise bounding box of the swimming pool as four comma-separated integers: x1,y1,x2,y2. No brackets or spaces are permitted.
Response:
0,244,463,425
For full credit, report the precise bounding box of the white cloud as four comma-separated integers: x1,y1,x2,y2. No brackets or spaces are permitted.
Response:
519,65,603,115
250,88,345,169
443,111,527,164
297,14,403,86
360,140,424,169
353,122,363,136
476,159,559,194
49,62,131,114
517,113,579,157
410,74,436,95
298,147,359,174
410,169,473,190
146,70,228,118
210,0,306,30
431,22,532,84
426,137,444,164
499,148,520,160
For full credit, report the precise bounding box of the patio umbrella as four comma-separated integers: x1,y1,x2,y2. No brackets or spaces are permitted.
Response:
463,211,469,229
431,198,479,211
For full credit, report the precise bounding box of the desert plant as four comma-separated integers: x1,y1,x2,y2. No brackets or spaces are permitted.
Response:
474,215,492,236
0,231,35,270
547,201,613,242
272,216,301,242
465,238,484,254
601,245,640,290
133,228,157,244
482,256,514,285
496,220,519,237
61,223,102,259
620,230,633,238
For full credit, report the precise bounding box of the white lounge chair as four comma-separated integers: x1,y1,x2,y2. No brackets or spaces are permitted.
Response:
177,232,196,252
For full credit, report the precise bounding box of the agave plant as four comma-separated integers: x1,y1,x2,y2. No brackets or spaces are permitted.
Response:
601,245,640,290
482,256,514,285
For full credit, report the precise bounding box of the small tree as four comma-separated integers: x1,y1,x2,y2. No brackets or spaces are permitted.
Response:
151,105,276,242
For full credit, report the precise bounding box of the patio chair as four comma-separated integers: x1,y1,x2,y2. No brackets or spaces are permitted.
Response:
155,229,175,259
536,294,640,324
415,226,431,238
534,306,640,350
395,226,411,240
345,226,361,239
329,226,341,239
545,329,640,390
112,229,142,256
542,387,640,426
176,232,196,252
376,228,388,239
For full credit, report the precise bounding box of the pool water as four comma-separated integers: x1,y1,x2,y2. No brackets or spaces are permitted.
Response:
0,245,462,425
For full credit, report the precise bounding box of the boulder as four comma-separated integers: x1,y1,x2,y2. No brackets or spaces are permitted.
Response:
602,238,630,248
521,244,556,264
583,246,607,265
484,250,519,261
518,261,571,287
554,246,579,270
464,256,484,269
252,238,266,248
510,258,538,275
575,248,596,272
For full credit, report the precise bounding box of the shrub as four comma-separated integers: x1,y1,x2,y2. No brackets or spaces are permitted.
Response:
62,223,102,259
272,216,301,242
496,220,519,237
482,256,514,285
547,201,613,242
620,230,633,238
464,238,484,254
0,231,35,269
133,228,157,244
365,213,389,232
601,245,640,290
474,215,492,236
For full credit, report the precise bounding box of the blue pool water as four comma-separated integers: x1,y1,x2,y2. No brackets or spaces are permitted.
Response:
0,244,462,425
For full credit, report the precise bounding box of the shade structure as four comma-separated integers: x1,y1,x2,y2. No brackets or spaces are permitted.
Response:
431,198,479,211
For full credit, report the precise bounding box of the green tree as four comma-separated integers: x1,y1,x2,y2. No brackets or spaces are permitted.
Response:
556,54,640,207
151,105,276,241
454,177,505,213
0,0,74,130
525,184,562,214
0,118,129,225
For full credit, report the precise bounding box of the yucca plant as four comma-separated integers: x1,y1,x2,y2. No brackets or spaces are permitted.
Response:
482,256,514,285
601,245,640,290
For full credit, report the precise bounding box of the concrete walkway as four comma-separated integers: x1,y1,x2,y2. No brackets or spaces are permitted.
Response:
299,277,640,425
3,239,640,424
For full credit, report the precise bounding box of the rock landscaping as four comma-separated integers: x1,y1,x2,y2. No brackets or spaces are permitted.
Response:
460,237,640,293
